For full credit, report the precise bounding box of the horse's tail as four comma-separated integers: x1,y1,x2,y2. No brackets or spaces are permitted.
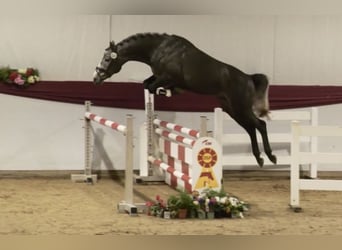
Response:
251,73,270,118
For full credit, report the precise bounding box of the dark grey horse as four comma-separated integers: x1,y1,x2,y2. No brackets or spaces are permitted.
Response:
93,33,276,167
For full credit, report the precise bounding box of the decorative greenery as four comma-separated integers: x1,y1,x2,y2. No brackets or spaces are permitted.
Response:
0,66,40,87
146,188,249,219
167,190,196,218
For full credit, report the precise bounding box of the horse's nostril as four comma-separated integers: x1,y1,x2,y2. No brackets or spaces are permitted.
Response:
93,77,101,84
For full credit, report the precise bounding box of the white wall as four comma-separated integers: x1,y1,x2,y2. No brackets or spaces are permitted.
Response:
1,15,342,171
0,94,210,171
3,15,342,84
0,15,109,81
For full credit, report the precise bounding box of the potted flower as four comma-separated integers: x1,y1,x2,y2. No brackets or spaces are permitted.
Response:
192,190,206,219
146,195,166,217
167,190,196,219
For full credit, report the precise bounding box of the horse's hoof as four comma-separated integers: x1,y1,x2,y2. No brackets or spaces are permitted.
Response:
269,154,277,164
257,157,264,167
165,89,172,97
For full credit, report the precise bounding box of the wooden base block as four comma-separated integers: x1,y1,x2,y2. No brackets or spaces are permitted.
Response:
71,174,98,183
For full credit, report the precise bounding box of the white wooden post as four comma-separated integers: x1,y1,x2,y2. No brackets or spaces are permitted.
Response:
199,116,207,137
213,108,223,146
309,107,318,178
118,114,146,215
290,120,301,210
138,89,152,178
124,114,134,205
139,123,148,177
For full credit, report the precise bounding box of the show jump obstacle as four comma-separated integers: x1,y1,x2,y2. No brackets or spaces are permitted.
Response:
290,121,342,211
71,101,143,216
139,90,222,193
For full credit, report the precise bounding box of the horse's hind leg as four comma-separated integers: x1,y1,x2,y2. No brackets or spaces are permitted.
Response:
255,118,277,164
219,96,265,167
242,124,265,167
232,114,265,167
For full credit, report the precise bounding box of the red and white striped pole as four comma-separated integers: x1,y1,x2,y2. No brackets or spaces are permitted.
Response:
85,112,127,134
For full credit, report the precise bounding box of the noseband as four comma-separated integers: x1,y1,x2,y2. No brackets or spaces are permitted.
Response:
95,67,108,78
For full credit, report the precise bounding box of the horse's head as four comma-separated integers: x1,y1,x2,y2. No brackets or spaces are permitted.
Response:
93,41,123,84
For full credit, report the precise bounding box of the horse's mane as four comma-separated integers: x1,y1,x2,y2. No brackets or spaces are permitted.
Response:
117,33,170,48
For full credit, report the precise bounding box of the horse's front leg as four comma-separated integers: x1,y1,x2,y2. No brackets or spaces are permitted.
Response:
143,76,173,97
143,75,156,89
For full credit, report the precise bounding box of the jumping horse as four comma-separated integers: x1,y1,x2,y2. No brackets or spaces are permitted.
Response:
93,33,277,167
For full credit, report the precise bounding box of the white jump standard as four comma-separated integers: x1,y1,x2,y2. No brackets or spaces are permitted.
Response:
72,101,142,216
290,121,342,211
139,90,222,193
71,101,98,183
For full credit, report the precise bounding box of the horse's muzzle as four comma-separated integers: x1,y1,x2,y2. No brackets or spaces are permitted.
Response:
93,70,105,85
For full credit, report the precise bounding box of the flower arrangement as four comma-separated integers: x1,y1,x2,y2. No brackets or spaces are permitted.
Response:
145,188,248,219
0,66,40,87
192,188,249,219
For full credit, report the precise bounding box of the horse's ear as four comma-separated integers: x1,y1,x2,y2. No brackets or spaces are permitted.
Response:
110,41,116,50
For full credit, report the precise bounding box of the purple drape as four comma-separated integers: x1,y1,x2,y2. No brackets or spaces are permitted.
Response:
1,81,342,111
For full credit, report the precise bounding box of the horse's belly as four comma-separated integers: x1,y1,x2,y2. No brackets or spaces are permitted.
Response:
183,66,224,95
183,78,222,95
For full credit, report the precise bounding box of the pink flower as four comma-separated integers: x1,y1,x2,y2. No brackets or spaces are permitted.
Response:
14,75,25,85
145,201,154,207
